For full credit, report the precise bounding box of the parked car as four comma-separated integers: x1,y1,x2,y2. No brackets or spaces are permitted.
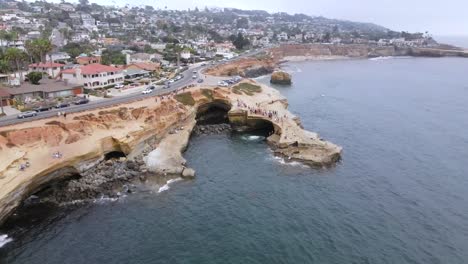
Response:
114,83,124,89
55,102,70,108
17,111,37,119
142,89,153,94
197,79,204,83
33,105,51,112
218,81,228,87
74,98,90,105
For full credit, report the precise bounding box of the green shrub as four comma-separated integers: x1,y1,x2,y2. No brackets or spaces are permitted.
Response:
174,92,195,106
26,72,43,85
232,83,262,96
201,89,213,100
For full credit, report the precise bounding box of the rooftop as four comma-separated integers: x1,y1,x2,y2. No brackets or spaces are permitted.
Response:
29,62,66,68
0,78,81,95
61,64,121,75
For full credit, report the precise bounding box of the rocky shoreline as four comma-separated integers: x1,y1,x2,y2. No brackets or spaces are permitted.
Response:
191,123,232,136
29,124,234,205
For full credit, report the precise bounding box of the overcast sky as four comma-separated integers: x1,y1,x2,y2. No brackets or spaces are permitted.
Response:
76,0,467,36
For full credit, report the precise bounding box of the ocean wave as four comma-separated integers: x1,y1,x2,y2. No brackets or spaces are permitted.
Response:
369,56,412,61
269,155,308,168
369,56,395,61
0,234,12,248
158,178,183,193
240,135,265,141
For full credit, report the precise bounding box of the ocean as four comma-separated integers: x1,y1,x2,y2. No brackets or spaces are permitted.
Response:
1,57,468,263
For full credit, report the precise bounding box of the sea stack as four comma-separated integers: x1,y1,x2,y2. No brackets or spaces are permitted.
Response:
270,71,292,85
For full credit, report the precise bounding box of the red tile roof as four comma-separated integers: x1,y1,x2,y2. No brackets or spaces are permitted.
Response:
0,88,10,97
29,62,66,68
61,64,121,75
77,56,100,62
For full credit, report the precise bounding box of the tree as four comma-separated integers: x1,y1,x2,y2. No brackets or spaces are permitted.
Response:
25,38,53,63
101,49,126,65
5,48,26,81
0,31,17,51
26,72,42,85
236,17,249,29
232,33,250,50
0,59,10,74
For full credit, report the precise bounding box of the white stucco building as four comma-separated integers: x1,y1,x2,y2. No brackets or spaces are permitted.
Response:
61,64,124,89
29,62,66,78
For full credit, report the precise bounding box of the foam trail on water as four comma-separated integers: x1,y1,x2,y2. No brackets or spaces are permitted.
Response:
158,178,183,193
0,234,12,248
269,155,308,168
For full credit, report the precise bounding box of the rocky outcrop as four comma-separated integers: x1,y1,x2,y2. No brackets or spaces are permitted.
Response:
192,124,232,136
204,56,275,77
0,81,342,225
270,71,292,85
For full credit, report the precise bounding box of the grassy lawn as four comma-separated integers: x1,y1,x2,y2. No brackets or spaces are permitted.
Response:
232,83,262,96
175,92,196,106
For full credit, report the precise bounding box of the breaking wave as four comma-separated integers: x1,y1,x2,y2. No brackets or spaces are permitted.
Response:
0,234,12,248
158,178,183,193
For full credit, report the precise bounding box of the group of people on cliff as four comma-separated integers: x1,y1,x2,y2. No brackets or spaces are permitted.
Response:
236,99,286,123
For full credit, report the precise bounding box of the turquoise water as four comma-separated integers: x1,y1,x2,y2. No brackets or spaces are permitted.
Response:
2,57,468,263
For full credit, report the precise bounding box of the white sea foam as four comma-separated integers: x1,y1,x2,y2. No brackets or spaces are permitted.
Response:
369,56,394,61
0,234,12,248
241,135,265,141
158,178,182,193
269,155,308,168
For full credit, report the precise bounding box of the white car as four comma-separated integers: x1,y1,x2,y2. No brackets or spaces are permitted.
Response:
141,89,153,94
17,111,37,119
218,81,229,87
192,75,197,79
114,83,124,89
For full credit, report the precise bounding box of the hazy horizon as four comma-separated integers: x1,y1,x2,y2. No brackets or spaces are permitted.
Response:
38,0,468,36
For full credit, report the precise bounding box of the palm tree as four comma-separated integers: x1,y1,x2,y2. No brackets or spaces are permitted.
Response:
5,48,26,81
39,39,53,63
24,40,38,63
0,59,9,115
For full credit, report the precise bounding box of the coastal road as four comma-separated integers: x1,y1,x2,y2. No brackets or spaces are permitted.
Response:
0,49,266,128
0,65,202,127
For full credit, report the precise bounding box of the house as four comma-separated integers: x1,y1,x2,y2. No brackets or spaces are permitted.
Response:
76,55,102,65
47,52,71,63
26,31,41,40
0,88,10,107
59,3,75,12
180,50,191,60
29,62,66,78
277,32,288,41
124,69,151,81
125,53,160,64
126,62,160,73
60,64,124,89
71,32,90,42
0,79,83,101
